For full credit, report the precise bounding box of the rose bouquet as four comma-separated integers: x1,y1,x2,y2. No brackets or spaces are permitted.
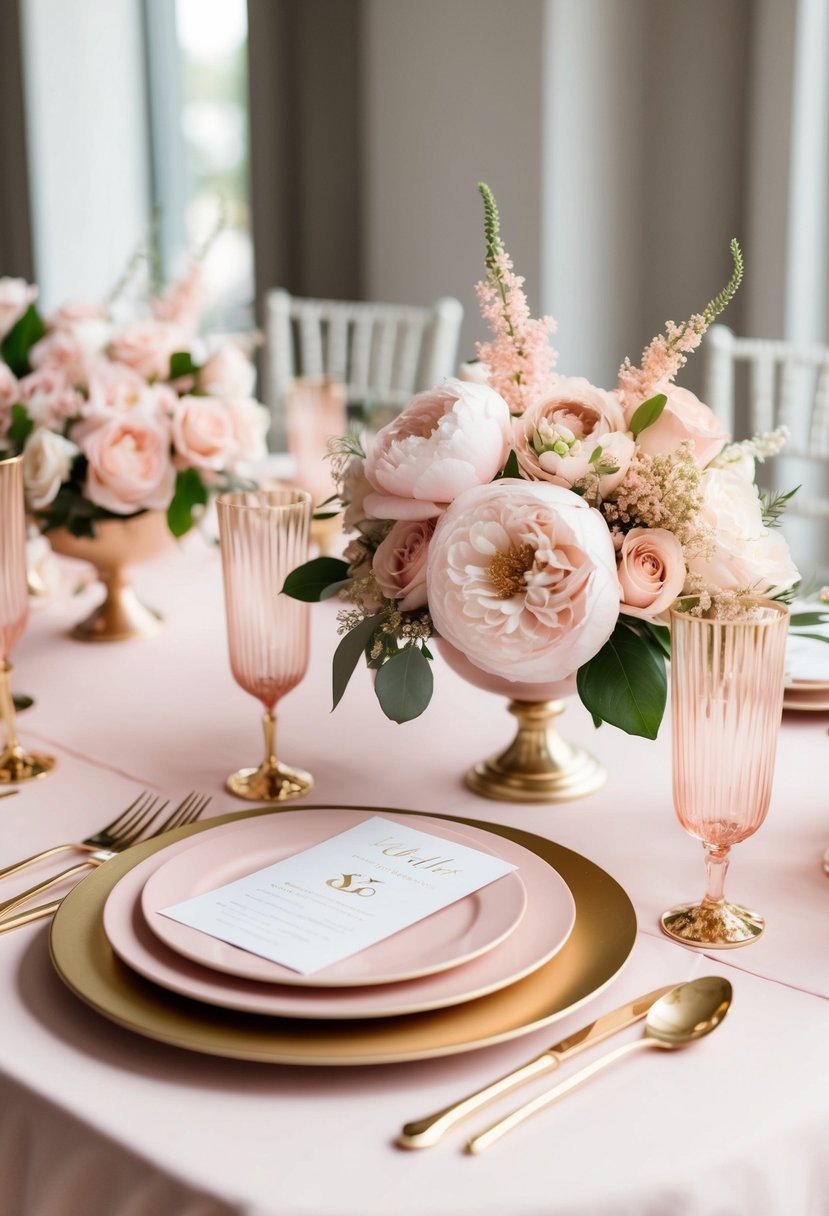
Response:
285,184,799,738
0,253,268,539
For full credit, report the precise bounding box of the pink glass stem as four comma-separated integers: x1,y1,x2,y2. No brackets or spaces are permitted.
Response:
702,844,730,906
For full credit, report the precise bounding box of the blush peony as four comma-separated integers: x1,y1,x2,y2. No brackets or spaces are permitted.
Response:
363,379,511,520
427,479,620,683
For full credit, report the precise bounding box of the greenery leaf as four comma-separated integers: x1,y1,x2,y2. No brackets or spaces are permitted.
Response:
166,468,208,538
789,612,829,627
787,631,829,645
8,404,34,451
1,304,46,376
577,622,667,739
282,556,349,602
629,393,668,439
169,351,200,380
332,612,386,710
497,449,522,479
374,645,434,723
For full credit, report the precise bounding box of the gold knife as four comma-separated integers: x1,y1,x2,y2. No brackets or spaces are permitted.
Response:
397,983,677,1150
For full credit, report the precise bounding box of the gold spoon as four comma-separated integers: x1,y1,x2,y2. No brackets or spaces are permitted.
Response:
466,975,732,1154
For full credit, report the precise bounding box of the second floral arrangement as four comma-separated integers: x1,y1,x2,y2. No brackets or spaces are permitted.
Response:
286,184,798,738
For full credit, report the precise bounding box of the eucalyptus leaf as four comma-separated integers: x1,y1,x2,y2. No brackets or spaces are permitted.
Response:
282,556,349,601
374,645,434,723
628,393,668,439
332,613,386,710
576,623,667,739
320,578,352,601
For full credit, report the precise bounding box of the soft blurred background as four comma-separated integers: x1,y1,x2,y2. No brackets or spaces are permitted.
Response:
1,0,827,573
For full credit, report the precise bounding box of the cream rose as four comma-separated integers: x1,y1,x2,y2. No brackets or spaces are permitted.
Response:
363,379,511,520
427,479,620,683
0,278,38,339
198,344,256,399
618,528,686,619
171,395,237,471
514,377,634,495
687,467,799,597
372,519,434,611
22,428,79,510
108,320,188,381
630,381,727,469
77,413,174,515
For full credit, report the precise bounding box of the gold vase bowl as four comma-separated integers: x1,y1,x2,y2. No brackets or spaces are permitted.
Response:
48,511,173,642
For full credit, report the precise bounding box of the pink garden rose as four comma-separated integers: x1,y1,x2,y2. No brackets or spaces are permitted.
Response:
514,377,634,496
226,397,269,467
372,519,434,611
363,379,511,520
171,395,238,471
618,527,686,619
0,278,37,340
84,360,160,419
17,368,80,429
108,319,188,381
77,413,174,514
0,363,19,438
687,467,798,597
629,381,727,469
198,344,256,399
427,479,620,683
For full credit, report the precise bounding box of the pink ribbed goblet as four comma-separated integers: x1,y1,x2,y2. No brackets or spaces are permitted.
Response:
0,455,55,783
217,487,313,802
661,595,788,947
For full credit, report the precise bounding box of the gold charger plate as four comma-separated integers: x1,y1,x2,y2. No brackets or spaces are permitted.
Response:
50,805,636,1066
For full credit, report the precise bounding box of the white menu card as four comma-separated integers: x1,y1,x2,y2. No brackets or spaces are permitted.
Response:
159,816,517,975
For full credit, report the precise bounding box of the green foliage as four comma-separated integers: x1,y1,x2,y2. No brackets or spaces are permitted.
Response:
282,556,350,602
8,404,34,451
789,610,829,627
374,645,434,723
166,468,208,538
1,305,46,377
332,613,387,710
496,449,522,480
629,394,667,439
703,239,744,328
478,182,504,270
760,485,799,528
577,621,667,739
169,351,201,380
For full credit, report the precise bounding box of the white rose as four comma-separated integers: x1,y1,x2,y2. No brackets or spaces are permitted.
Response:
688,467,799,597
22,427,79,510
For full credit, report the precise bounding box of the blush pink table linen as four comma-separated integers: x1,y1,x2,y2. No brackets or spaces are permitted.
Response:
2,534,829,1216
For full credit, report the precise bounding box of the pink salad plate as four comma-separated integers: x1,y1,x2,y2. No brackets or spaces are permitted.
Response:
102,812,576,1020
139,809,530,987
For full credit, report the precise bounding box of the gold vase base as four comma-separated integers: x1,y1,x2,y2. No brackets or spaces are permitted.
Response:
71,587,163,643
660,900,764,949
226,761,313,803
465,699,607,804
0,745,57,784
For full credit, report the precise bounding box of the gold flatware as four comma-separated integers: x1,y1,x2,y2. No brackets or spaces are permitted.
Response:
0,790,19,800
466,976,732,1154
0,790,165,884
397,982,677,1149
0,792,211,925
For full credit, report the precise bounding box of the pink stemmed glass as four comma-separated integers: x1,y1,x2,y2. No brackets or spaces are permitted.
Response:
661,595,788,947
216,487,313,802
0,455,55,783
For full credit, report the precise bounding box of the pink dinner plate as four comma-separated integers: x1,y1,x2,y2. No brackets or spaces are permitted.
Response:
140,810,529,987
102,811,576,1019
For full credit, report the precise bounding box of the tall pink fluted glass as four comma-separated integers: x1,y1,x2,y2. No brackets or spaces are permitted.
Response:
661,595,788,947
217,487,313,802
0,455,55,783
286,377,348,556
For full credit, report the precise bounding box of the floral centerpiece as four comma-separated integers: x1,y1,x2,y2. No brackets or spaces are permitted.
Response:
0,252,268,539
284,184,799,742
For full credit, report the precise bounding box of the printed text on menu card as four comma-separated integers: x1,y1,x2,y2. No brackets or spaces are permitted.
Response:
160,816,517,974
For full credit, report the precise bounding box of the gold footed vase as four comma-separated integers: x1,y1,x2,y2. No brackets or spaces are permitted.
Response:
466,698,606,804
48,511,172,642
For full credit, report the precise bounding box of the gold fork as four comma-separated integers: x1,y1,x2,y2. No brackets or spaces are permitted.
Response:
0,791,211,923
0,789,165,883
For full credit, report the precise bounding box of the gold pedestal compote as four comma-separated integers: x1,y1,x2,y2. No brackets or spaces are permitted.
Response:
0,456,55,784
436,640,606,804
661,596,788,948
217,488,314,803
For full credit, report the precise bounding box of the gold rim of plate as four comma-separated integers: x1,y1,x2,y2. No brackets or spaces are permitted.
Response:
49,804,637,1066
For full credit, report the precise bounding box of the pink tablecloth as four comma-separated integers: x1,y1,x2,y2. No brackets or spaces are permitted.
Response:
3,537,828,1216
